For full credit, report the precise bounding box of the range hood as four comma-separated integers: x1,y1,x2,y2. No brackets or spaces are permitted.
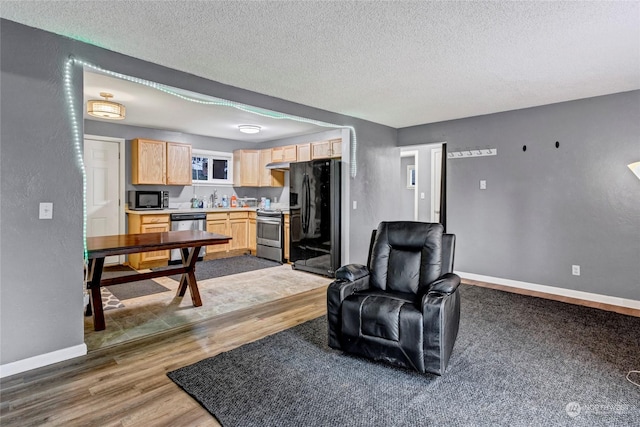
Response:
265,161,290,170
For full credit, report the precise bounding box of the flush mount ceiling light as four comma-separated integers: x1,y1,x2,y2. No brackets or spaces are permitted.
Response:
87,92,126,120
238,125,261,134
628,161,640,180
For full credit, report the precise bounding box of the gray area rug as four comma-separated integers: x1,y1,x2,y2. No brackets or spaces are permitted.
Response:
102,265,170,301
167,285,640,426
163,255,281,281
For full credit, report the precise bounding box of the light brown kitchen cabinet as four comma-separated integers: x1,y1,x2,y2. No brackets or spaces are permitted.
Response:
329,139,342,158
229,211,249,251
166,142,192,185
248,211,257,253
271,146,284,163
131,138,166,184
311,139,342,160
233,150,260,187
259,149,284,187
272,145,297,163
127,213,171,269
206,212,229,255
284,213,290,262
131,138,192,185
297,143,311,162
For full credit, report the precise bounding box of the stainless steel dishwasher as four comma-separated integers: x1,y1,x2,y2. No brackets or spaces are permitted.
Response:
170,212,207,263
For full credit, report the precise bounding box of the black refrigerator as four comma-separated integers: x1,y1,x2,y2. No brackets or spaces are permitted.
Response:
289,159,341,277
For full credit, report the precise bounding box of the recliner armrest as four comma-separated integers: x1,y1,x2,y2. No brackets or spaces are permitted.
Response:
335,264,370,282
427,273,461,296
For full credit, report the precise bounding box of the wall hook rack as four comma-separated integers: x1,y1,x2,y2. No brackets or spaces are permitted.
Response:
447,147,497,159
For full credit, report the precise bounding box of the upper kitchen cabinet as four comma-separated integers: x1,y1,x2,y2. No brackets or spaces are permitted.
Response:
131,138,192,185
297,143,311,162
311,139,342,160
272,145,297,163
233,149,260,187
131,138,166,184
259,149,284,187
166,142,192,185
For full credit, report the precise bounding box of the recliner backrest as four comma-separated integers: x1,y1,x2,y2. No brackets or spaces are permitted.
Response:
369,222,444,294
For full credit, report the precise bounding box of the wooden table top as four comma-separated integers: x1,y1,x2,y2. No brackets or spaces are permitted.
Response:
87,230,231,259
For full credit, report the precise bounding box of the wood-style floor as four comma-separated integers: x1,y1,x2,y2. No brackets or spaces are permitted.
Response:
0,286,328,427
1,281,637,427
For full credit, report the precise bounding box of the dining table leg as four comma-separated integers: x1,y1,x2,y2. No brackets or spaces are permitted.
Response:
89,257,106,331
176,246,203,307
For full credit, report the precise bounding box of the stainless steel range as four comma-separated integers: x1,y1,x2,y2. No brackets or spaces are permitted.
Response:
256,209,284,263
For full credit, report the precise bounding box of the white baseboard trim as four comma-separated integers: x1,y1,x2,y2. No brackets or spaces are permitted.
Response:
457,271,640,310
0,343,87,379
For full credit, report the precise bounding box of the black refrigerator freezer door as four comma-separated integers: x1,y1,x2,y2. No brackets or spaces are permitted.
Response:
289,159,340,277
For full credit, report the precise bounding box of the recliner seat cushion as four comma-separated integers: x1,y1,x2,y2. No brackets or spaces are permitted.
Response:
340,291,425,372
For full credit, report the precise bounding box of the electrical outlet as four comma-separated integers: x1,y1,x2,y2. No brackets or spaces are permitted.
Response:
480,180,487,190
572,265,580,276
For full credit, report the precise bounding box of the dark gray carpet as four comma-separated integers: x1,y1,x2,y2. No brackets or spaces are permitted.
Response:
102,265,171,301
164,255,281,281
167,285,640,427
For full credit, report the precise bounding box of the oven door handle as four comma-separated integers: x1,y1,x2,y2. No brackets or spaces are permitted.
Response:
257,219,282,225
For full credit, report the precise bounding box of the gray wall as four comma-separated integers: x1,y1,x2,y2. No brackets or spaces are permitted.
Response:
399,91,640,300
0,19,396,366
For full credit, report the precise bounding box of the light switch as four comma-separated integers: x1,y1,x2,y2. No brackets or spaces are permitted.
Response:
39,202,53,219
420,192,425,199
353,201,357,210
480,180,487,190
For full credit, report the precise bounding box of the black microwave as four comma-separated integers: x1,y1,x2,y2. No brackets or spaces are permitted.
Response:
128,190,169,210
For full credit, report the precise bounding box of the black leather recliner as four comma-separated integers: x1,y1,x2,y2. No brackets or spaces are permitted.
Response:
327,221,461,375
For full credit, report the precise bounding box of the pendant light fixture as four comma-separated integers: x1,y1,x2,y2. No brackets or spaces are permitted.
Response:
87,92,126,120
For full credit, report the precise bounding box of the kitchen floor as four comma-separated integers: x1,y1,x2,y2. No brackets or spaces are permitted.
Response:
84,263,332,351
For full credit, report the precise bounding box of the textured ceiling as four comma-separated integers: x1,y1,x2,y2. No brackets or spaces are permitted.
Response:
1,1,639,128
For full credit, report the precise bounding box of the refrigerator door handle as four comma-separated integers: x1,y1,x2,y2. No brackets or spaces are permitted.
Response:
303,174,311,234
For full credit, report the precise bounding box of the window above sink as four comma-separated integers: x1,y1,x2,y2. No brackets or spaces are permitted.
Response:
192,149,234,186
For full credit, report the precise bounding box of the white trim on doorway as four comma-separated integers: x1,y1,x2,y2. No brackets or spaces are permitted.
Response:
430,146,443,222
340,128,351,265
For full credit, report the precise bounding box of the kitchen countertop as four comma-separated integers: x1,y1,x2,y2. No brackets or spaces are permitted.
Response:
126,207,290,215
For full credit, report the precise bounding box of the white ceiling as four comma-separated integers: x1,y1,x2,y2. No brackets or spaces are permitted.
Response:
2,1,639,131
83,70,327,142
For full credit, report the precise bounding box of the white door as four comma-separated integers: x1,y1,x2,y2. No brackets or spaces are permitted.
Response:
431,147,443,222
84,138,121,265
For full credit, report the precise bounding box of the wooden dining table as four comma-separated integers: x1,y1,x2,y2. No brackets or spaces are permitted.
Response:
86,230,231,331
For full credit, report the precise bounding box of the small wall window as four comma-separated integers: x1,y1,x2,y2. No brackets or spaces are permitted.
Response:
407,165,416,189
192,149,233,185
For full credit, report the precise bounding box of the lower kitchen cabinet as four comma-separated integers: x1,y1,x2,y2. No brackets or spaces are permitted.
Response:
127,214,171,269
206,212,229,255
229,212,249,251
248,211,257,253
205,211,253,259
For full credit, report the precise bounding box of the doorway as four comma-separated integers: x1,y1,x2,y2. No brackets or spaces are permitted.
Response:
399,143,444,222
400,150,419,221
83,135,126,265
